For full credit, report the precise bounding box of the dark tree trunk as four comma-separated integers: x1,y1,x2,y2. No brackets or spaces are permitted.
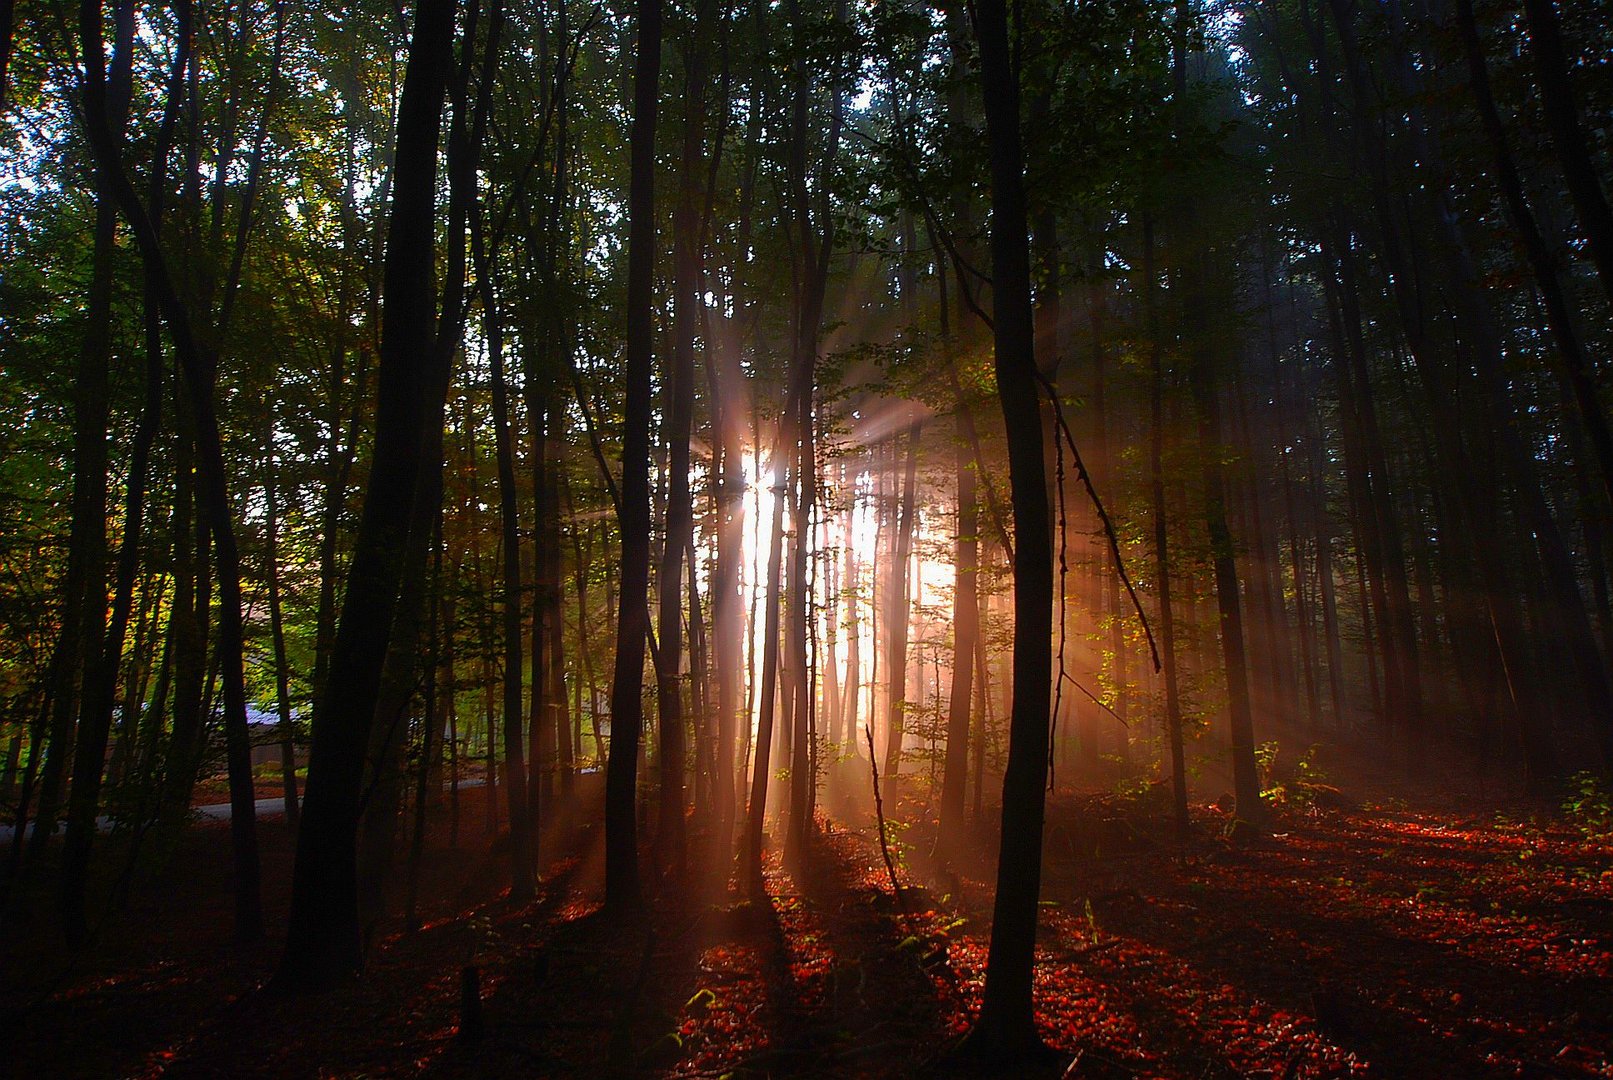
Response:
59,0,171,937
263,406,300,828
482,254,534,902
1174,5,1262,830
655,4,709,879
1144,216,1190,841
545,394,573,799
359,0,493,937
158,407,207,831
33,0,135,888
405,520,447,929
0,0,13,112
937,238,975,832
963,0,1054,1055
271,0,456,992
76,0,264,945
842,508,861,755
603,0,661,918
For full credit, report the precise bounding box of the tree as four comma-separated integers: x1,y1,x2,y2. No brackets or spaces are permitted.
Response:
602,0,661,919
962,0,1056,1055
272,0,457,992
72,0,266,946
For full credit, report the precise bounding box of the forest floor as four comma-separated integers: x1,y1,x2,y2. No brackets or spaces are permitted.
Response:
3,750,1612,1079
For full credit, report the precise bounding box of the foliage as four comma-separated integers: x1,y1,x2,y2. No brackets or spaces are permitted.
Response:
1258,741,1329,810
1561,771,1613,839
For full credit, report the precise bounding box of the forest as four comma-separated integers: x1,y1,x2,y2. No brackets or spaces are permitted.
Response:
2,0,1613,1074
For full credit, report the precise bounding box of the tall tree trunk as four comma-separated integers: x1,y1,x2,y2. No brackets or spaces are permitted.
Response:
1144,216,1190,841
360,0,494,934
77,0,265,945
656,4,709,879
820,479,840,757
263,405,300,827
32,0,135,887
59,0,174,936
545,394,573,799
485,271,534,901
938,246,976,834
603,0,661,918
743,436,788,895
405,519,446,928
940,421,978,834
963,0,1054,1054
842,502,861,755
1174,3,1262,830
271,0,456,992
882,421,921,778
1306,406,1347,726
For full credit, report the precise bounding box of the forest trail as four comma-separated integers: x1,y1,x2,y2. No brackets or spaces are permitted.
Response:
3,774,1611,1079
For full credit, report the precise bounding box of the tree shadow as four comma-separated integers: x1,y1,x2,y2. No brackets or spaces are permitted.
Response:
1032,809,1613,1078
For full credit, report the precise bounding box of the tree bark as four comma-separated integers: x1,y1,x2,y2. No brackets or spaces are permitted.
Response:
603,0,661,918
263,405,300,828
940,418,978,834
271,0,456,992
77,0,265,945
655,1,710,879
1143,216,1190,841
882,421,921,778
963,0,1055,1055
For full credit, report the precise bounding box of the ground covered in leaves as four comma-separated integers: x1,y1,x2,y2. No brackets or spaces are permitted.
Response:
4,765,1612,1078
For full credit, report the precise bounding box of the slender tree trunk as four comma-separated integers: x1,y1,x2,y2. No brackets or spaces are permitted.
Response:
59,0,171,934
1307,408,1347,726
157,407,207,830
360,0,494,934
820,495,840,760
743,442,788,895
963,0,1054,1053
77,0,265,944
405,520,445,929
940,423,978,834
603,0,661,917
655,8,709,879
546,395,573,799
1173,4,1262,830
263,406,300,827
0,0,13,112
1143,216,1190,841
842,504,861,756
938,248,976,834
33,0,135,887
883,421,921,778
483,258,534,902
